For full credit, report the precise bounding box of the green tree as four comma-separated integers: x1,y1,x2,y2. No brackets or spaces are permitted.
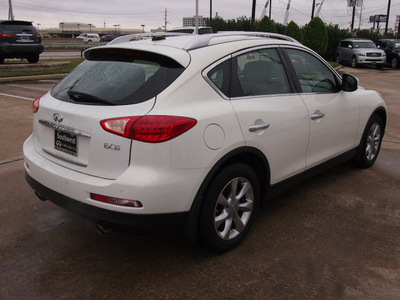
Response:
275,23,287,35
303,17,328,56
210,15,227,32
236,16,256,31
284,21,302,42
325,24,351,61
256,16,277,33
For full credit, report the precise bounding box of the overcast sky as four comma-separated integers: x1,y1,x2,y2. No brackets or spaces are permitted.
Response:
1,0,399,31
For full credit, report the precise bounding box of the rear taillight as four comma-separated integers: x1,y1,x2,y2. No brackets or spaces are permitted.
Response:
0,34,13,38
35,34,42,39
100,115,197,143
90,193,143,207
32,96,42,113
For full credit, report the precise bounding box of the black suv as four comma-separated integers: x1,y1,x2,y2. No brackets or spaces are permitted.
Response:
376,39,400,69
0,20,44,64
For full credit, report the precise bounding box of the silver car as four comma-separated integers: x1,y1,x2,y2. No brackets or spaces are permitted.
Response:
336,38,386,68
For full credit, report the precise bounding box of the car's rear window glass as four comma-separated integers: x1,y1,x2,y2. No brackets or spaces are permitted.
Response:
51,49,185,105
0,21,36,32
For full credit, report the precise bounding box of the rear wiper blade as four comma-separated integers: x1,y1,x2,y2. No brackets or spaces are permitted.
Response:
67,90,114,105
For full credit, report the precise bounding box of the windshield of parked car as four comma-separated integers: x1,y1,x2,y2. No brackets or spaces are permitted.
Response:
51,49,185,105
353,41,377,49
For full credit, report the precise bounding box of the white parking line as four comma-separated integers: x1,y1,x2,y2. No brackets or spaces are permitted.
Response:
0,92,34,101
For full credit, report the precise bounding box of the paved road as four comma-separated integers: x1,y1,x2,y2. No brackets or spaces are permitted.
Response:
0,68,399,299
40,50,83,59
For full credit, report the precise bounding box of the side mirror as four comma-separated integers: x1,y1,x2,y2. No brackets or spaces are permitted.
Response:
342,73,358,92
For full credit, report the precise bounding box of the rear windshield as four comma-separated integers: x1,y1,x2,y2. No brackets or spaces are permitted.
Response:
0,21,36,32
51,49,185,105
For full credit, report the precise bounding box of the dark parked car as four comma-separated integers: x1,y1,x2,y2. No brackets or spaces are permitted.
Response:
100,35,116,42
376,39,400,69
0,20,44,64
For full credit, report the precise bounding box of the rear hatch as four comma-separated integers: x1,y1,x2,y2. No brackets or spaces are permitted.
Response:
0,20,42,45
32,48,186,179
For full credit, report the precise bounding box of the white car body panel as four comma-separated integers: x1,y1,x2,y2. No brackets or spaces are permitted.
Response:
231,94,309,184
301,91,360,168
33,93,155,179
23,32,388,238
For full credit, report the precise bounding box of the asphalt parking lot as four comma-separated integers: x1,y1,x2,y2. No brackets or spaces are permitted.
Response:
0,65,399,299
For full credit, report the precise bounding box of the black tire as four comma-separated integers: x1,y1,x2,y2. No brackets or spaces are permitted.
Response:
199,163,259,252
391,57,398,69
0,55,4,64
336,54,342,64
27,54,39,64
351,56,358,68
353,115,384,169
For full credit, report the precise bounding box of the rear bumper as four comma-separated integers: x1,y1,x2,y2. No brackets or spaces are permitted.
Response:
0,43,44,57
25,171,189,231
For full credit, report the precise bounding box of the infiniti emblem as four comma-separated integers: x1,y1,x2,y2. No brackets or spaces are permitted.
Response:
53,113,64,123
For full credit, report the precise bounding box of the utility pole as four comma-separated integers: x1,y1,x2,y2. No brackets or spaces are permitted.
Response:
210,0,212,26
252,0,256,21
8,0,14,20
311,0,316,20
269,0,272,18
195,0,199,34
351,4,356,31
164,8,168,32
385,0,391,33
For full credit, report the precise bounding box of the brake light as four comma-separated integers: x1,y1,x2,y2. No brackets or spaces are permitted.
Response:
32,96,42,113
90,193,143,207
0,34,13,38
35,34,42,39
100,115,197,143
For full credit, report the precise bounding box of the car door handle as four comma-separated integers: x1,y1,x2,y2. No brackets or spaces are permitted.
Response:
311,111,325,120
248,123,270,132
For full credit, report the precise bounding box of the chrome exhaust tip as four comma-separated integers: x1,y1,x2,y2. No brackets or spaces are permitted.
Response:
96,223,112,236
34,191,47,201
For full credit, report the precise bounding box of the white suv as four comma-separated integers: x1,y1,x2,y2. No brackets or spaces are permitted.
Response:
24,32,387,251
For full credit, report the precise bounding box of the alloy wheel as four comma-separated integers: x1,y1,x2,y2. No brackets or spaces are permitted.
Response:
365,122,381,162
213,177,254,240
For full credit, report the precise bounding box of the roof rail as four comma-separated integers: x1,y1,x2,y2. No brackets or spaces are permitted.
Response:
106,31,300,50
107,32,187,46
183,31,300,50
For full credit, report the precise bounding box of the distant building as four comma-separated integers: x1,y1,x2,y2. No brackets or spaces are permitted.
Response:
183,16,209,27
41,22,142,38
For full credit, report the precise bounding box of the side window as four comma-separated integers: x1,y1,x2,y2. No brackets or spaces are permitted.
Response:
235,48,291,97
285,48,339,94
207,58,231,97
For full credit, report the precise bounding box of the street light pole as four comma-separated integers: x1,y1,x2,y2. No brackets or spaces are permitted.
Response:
8,0,14,20
351,4,356,31
311,0,316,20
385,0,392,34
269,0,272,19
210,0,212,26
252,0,256,20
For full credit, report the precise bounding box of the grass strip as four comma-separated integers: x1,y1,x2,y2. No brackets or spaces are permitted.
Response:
0,58,84,77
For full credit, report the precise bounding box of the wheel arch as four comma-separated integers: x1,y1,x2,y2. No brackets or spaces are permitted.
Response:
372,106,388,134
183,146,271,243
